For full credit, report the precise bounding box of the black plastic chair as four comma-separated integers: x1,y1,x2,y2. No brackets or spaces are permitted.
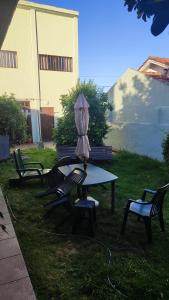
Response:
120,183,169,242
44,167,87,211
12,149,51,185
36,156,77,198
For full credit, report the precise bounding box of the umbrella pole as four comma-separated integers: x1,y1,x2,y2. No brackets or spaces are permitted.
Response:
83,157,87,170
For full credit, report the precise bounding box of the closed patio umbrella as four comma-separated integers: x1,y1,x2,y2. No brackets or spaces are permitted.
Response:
74,93,91,169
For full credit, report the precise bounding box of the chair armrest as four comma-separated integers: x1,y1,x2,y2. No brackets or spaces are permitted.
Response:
44,193,68,208
127,198,151,205
40,186,67,198
24,162,44,169
17,168,42,176
55,187,67,197
36,186,62,198
141,189,156,200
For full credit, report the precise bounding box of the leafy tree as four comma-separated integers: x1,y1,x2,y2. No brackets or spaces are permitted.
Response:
124,0,169,36
0,94,27,144
53,81,112,146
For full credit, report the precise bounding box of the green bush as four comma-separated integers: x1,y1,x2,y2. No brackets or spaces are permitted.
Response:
53,81,112,146
162,132,169,166
0,94,27,144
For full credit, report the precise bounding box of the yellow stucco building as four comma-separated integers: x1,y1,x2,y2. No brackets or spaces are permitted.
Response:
0,0,79,143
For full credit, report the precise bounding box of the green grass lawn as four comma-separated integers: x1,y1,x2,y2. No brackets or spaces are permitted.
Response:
1,148,169,300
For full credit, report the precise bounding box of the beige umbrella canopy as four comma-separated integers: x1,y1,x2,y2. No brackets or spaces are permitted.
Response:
74,93,91,167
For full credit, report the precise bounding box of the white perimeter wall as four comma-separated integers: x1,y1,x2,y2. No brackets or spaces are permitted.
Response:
105,68,169,160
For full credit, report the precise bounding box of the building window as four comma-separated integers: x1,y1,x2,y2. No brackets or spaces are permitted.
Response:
39,54,73,72
0,50,17,68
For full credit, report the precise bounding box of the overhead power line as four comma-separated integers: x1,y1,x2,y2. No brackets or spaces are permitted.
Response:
80,75,119,78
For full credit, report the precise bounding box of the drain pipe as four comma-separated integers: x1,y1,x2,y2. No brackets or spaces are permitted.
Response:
34,9,44,149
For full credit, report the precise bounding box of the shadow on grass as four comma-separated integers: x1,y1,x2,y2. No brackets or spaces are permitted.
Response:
1,148,169,299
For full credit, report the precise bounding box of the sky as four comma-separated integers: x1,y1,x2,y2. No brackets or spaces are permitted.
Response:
31,0,169,91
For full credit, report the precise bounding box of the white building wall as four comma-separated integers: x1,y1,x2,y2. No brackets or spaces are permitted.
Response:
105,68,169,160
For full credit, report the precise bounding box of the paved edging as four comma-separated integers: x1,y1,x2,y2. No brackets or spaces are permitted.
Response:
0,188,37,300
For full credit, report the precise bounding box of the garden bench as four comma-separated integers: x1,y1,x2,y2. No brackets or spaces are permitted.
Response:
57,145,113,161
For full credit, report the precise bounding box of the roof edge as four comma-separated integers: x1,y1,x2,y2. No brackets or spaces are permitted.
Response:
138,56,169,71
18,0,79,17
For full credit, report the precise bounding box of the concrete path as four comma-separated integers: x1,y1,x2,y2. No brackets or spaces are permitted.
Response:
0,189,37,300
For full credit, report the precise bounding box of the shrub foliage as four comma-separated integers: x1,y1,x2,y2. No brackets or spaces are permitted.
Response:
0,94,27,144
53,81,112,146
162,133,169,166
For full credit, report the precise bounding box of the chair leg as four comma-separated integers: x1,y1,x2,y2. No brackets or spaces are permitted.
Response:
137,216,141,222
158,211,165,231
88,209,94,237
72,208,81,234
43,207,53,219
77,186,82,199
44,195,68,208
44,198,58,208
93,206,96,223
120,208,129,235
144,217,152,243
63,201,72,212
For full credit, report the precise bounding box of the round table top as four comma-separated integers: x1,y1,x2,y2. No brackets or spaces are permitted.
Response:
58,163,118,186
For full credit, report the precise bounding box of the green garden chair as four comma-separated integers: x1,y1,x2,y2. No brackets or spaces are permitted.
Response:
12,149,51,185
121,183,169,242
